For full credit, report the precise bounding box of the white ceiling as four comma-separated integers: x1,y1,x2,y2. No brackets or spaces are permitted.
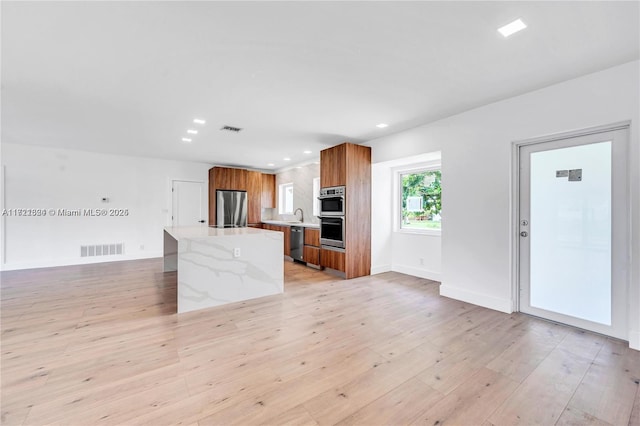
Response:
2,1,638,170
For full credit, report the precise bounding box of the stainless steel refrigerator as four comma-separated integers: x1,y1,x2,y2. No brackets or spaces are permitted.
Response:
216,190,248,228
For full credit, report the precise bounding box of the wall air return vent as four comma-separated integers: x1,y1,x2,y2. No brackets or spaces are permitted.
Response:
80,243,124,257
220,125,242,133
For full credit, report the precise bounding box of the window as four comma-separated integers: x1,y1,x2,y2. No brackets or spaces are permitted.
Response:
400,168,441,231
279,182,294,214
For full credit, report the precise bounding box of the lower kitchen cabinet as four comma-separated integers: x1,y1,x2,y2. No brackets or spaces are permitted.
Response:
282,227,291,257
304,228,320,247
320,248,345,272
303,245,320,266
303,228,321,266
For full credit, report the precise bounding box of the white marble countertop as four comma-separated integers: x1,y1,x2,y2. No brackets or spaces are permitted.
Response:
163,225,284,314
164,225,278,240
262,220,320,229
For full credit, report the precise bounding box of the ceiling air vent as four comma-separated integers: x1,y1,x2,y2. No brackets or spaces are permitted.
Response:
220,125,242,133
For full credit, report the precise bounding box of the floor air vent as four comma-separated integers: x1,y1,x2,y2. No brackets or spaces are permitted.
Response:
80,243,124,257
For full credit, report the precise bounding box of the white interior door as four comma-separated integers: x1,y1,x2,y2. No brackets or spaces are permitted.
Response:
172,180,204,227
518,127,629,339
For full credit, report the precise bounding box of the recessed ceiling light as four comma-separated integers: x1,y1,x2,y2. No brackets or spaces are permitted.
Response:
181,137,192,143
498,19,527,37
193,118,206,125
303,150,312,154
187,129,198,134
283,157,291,161
267,163,275,167
376,123,388,128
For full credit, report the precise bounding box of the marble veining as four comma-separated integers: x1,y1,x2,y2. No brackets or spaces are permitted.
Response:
163,227,284,314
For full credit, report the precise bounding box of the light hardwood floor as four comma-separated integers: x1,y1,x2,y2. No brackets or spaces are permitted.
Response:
1,259,639,425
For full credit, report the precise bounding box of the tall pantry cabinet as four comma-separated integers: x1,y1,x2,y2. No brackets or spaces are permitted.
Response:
319,143,371,279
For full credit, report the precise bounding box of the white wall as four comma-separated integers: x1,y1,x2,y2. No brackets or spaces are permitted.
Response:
366,60,640,349
370,163,392,274
371,152,442,280
0,143,211,270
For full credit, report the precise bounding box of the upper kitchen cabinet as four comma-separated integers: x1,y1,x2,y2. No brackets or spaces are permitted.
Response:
320,143,346,188
261,173,276,209
320,142,371,193
246,170,262,225
213,166,247,191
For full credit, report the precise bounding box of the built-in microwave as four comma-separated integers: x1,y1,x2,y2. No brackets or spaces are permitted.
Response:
319,186,345,216
320,216,345,249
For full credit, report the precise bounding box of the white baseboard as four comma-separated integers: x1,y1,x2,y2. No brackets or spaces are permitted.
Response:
391,264,441,282
629,330,640,351
371,264,392,275
440,284,513,314
0,252,163,271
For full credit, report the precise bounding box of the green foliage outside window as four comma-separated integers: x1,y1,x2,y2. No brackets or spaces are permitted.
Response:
401,170,441,230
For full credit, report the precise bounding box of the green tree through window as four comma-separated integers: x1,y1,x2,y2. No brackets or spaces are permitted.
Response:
401,170,441,230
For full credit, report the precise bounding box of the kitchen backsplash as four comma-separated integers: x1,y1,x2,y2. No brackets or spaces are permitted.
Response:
263,162,320,224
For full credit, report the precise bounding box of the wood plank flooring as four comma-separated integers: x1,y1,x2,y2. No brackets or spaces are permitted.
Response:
1,258,639,425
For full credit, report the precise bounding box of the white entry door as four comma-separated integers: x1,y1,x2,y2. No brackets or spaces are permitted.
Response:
518,126,629,339
172,180,204,227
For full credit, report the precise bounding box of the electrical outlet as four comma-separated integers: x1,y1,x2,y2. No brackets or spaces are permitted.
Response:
233,248,241,258
140,245,144,250
419,257,424,266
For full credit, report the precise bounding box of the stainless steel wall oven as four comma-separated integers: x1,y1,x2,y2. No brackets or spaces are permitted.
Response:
319,186,346,216
320,216,345,249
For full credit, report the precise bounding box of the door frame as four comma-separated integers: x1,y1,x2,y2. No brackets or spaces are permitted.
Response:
170,179,205,227
511,121,631,337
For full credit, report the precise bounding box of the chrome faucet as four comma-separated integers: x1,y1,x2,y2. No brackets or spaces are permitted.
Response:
293,208,304,223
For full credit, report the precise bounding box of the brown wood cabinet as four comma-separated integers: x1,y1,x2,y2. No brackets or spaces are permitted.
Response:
302,228,320,266
214,166,247,191
320,248,345,272
303,246,320,266
209,167,276,226
261,174,276,208
319,143,371,279
246,170,262,225
304,228,320,247
320,143,346,188
282,226,291,257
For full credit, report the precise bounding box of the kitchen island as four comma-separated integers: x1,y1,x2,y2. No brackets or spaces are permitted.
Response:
163,226,284,314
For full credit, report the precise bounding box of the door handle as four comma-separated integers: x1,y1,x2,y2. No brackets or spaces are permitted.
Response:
520,231,528,237
198,220,205,223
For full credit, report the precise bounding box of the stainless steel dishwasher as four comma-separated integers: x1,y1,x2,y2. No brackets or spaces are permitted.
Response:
290,226,304,262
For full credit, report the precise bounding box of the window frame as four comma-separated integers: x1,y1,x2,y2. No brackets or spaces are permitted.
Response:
395,163,442,236
312,177,320,217
278,182,294,214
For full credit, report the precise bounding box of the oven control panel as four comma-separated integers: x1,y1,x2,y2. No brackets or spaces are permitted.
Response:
319,186,345,197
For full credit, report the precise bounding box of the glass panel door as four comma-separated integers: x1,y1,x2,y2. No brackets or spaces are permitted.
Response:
518,128,628,339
